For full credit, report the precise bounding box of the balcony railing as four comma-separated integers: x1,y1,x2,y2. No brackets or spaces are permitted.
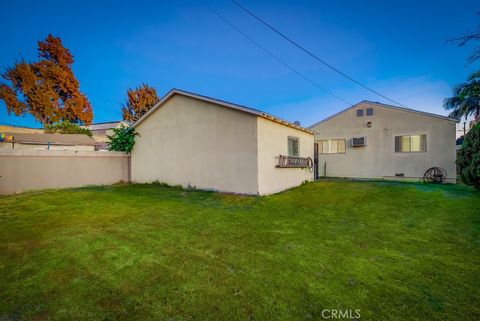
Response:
276,155,313,169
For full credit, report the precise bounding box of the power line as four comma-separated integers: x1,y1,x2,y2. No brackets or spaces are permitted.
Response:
231,0,407,107
202,2,352,106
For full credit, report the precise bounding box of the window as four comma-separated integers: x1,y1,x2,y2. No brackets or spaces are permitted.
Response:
288,137,299,156
395,134,427,152
356,109,364,117
366,108,373,116
318,139,346,154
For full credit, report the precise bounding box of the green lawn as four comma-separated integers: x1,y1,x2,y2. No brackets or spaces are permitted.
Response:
0,181,479,321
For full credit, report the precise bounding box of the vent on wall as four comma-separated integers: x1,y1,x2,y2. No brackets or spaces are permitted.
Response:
351,137,367,147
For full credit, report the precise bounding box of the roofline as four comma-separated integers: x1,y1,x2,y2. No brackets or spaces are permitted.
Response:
89,121,124,125
15,141,78,146
3,140,96,146
308,100,459,129
1,132,96,146
0,124,43,129
132,89,313,134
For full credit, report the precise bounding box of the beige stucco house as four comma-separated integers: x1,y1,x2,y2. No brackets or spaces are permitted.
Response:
309,101,457,183
131,89,314,195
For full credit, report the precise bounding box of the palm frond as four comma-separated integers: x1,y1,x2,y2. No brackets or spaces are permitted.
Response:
443,96,462,110
468,70,480,81
448,111,461,120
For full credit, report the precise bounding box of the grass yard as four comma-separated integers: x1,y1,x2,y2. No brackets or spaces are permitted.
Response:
0,180,479,321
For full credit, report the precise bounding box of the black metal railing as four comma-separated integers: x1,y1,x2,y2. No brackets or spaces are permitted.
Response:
276,155,313,169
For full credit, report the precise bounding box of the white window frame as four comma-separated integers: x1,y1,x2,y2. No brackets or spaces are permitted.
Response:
287,137,300,157
394,134,427,153
318,139,346,154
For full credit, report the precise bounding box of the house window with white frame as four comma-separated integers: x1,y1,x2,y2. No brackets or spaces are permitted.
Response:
395,134,427,153
318,139,346,154
288,137,299,156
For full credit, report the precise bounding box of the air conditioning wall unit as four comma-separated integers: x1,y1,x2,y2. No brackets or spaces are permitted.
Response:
351,136,367,147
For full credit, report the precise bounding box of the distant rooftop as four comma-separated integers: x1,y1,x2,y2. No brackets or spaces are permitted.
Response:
86,121,126,131
1,133,96,146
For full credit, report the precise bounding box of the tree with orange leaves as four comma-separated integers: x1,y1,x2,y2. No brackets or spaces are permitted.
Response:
0,34,93,127
122,84,159,122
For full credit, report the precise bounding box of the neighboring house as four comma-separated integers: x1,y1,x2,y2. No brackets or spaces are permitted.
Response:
0,125,44,134
456,121,469,139
1,122,129,150
84,121,128,150
473,114,480,126
455,116,476,140
0,133,96,151
309,101,457,183
131,89,314,195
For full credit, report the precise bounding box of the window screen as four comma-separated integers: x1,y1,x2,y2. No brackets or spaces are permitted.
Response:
356,109,364,117
395,135,427,152
366,108,373,116
318,139,346,154
288,137,299,156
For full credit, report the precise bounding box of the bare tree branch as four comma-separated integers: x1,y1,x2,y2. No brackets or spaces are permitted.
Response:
446,12,480,64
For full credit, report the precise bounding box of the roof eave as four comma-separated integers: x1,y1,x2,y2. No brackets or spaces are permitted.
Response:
362,100,459,123
132,89,178,129
132,89,313,134
308,101,458,128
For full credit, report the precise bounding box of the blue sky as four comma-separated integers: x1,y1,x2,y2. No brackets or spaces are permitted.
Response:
0,0,478,127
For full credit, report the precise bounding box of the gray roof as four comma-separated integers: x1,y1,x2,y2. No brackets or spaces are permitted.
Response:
2,133,96,146
308,100,458,129
86,121,126,131
133,89,313,134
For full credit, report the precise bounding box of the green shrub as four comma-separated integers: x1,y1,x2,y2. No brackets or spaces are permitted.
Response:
107,125,139,153
457,122,480,188
45,120,92,137
152,180,169,187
